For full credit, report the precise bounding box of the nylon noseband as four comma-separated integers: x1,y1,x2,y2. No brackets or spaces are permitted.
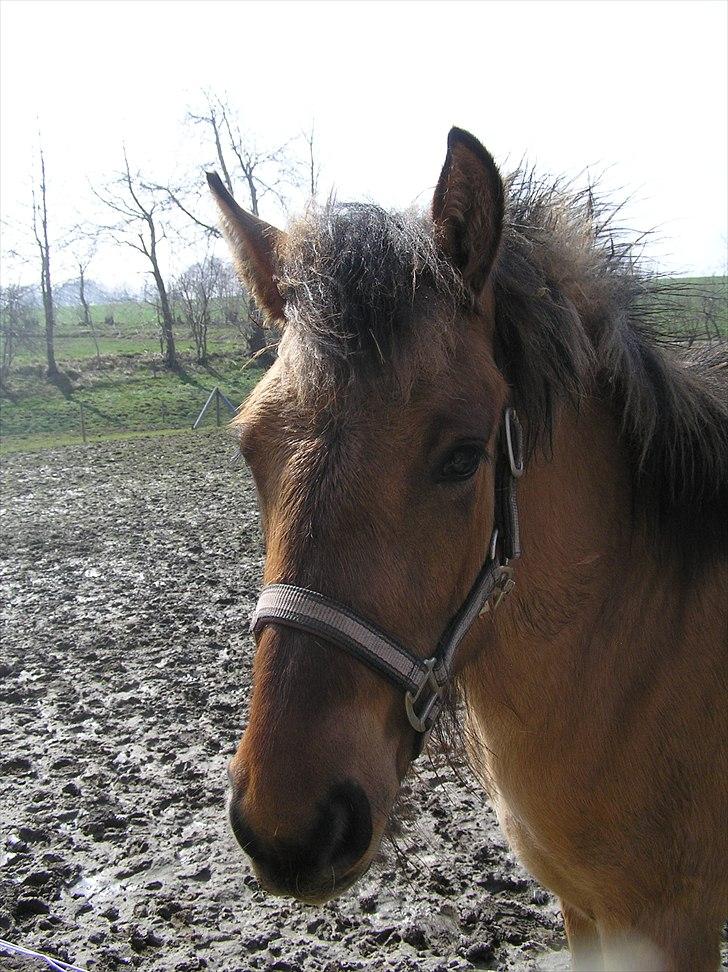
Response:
250,408,524,756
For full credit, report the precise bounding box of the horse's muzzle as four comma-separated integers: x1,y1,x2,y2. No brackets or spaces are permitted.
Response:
228,779,373,902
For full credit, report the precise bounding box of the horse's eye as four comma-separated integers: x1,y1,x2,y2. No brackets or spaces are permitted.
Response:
438,444,485,482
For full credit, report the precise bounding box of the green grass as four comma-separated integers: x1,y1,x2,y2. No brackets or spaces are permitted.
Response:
658,276,727,337
54,301,159,329
14,332,242,364
0,358,264,452
1,279,724,453
11,301,246,367
1,296,264,450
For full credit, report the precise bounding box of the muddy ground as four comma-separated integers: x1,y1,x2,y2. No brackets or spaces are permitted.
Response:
0,431,689,972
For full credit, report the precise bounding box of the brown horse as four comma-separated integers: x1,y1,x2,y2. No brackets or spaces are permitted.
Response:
208,128,728,971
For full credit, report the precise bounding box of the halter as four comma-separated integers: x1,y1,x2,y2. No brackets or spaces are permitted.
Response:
250,408,524,756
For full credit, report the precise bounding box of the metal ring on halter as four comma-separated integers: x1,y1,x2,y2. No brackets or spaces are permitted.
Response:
488,526,500,564
479,531,515,616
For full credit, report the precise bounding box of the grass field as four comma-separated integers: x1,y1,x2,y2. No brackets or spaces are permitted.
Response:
658,276,727,336
11,279,728,368
1,298,264,451
10,301,245,366
1,278,725,453
0,356,264,451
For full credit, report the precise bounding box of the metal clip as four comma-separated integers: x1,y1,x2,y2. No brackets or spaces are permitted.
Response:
405,658,443,733
492,567,516,610
479,565,515,615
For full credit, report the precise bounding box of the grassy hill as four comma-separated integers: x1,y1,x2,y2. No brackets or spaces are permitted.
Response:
0,355,263,452
12,277,727,369
1,298,263,451
0,278,725,453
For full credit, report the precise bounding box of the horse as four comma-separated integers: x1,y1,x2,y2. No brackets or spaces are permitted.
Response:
207,127,728,971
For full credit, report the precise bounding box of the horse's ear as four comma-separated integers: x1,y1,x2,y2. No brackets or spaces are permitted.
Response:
206,172,287,324
432,128,504,296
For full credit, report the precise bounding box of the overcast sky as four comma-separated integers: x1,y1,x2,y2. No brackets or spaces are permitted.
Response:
1,0,726,290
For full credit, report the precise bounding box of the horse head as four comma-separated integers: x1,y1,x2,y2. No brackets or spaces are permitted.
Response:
210,129,511,901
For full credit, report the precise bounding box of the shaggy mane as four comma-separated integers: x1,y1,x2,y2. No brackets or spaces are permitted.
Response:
275,175,728,565
495,169,727,565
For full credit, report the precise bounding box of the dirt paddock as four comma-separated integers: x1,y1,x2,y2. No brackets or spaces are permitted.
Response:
0,431,621,970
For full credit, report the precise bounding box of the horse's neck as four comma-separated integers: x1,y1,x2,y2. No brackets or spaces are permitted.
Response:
465,395,674,747
463,392,727,851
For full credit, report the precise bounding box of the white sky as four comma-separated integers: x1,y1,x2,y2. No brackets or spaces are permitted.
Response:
1,0,726,290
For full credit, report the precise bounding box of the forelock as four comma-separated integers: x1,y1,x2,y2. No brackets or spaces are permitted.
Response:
276,201,466,403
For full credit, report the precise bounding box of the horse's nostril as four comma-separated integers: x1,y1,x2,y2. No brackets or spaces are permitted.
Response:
229,792,269,865
325,781,372,871
228,779,373,892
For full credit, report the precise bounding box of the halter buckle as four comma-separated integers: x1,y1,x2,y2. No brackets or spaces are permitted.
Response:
479,564,515,615
405,657,443,733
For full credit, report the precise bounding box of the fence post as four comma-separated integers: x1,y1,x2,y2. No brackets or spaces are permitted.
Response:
80,402,87,444
193,385,237,430
192,386,218,430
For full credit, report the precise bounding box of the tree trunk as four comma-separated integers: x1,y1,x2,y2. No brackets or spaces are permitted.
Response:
41,270,57,376
155,273,177,368
79,265,100,364
245,170,259,219
212,114,234,194
148,249,176,369
39,150,58,377
1,328,13,383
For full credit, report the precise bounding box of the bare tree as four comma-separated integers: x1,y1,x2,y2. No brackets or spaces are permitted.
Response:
0,284,40,384
303,122,320,199
190,92,296,218
173,254,226,364
188,95,234,194
31,146,58,376
188,92,303,365
95,151,178,369
161,93,303,242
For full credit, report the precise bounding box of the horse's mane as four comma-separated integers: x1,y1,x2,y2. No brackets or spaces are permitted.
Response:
496,169,728,566
277,173,728,567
